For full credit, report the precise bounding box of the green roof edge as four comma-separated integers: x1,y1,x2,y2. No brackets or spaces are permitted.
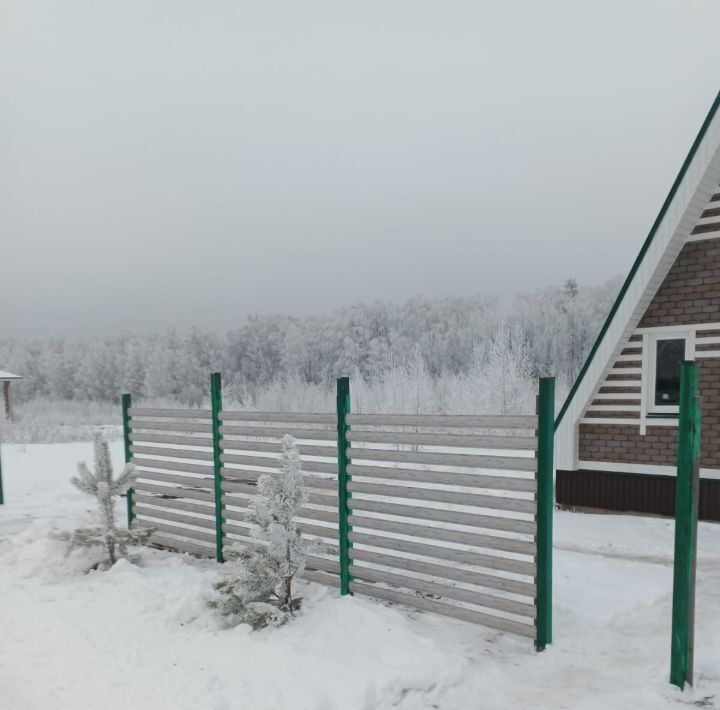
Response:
555,89,720,430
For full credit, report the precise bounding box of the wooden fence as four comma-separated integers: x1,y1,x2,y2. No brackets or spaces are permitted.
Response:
121,374,554,648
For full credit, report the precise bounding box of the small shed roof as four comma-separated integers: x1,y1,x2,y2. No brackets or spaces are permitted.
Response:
0,371,22,381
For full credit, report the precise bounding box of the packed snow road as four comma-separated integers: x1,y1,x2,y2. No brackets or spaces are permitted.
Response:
0,442,719,710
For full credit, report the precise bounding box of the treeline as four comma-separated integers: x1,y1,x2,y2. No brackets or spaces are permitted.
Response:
0,277,620,407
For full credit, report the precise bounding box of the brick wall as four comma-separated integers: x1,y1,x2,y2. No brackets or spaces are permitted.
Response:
639,239,720,327
579,238,720,469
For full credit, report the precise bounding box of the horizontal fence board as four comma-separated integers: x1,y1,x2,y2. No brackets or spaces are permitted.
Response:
222,520,339,542
220,425,336,440
298,523,340,540
133,494,214,516
129,445,214,462
348,498,536,535
346,414,537,429
133,482,213,502
347,430,537,451
298,507,339,524
347,481,535,514
222,537,265,553
303,569,338,587
222,440,337,458
346,447,537,472
139,519,217,544
222,541,339,570
222,480,262,496
300,478,338,492
221,469,336,490
134,468,213,488
222,521,254,537
306,555,340,574
220,461,337,485
221,453,288,468
223,482,335,504
132,458,214,477
221,503,339,524
128,433,214,448
149,534,214,557
347,464,536,493
220,411,335,424
220,455,336,474
223,485,334,508
350,548,535,597
218,507,271,525
133,505,215,530
130,420,213,433
348,565,535,619
128,408,211,419
349,532,534,576
348,515,535,555
305,491,337,505
349,581,534,638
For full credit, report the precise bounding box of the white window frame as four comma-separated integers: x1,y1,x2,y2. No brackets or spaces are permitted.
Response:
641,329,695,418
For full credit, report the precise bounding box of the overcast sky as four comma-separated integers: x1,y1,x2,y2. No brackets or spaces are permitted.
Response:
1,1,719,338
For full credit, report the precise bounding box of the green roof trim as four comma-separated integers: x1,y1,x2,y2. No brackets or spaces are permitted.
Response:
555,89,720,430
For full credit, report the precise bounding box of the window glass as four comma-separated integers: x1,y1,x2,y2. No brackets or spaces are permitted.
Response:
654,338,685,407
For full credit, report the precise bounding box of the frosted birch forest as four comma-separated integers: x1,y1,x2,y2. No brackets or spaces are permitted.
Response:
0,277,620,442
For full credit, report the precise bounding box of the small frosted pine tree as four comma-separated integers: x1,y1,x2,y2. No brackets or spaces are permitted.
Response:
210,434,309,629
66,430,153,568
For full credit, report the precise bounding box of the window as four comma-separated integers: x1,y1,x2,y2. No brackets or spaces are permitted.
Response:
647,336,686,415
654,339,684,406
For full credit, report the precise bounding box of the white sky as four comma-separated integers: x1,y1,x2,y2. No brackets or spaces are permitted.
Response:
1,0,719,337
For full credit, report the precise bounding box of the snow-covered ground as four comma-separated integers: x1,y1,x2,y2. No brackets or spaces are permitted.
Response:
1,441,719,710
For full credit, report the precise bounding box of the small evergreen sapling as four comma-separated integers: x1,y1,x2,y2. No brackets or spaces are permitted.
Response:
210,434,309,629
66,430,153,568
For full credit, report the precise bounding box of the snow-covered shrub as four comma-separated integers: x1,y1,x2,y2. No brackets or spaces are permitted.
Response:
64,431,153,569
209,434,309,629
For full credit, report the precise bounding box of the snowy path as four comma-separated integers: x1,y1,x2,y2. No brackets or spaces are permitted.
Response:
0,442,719,710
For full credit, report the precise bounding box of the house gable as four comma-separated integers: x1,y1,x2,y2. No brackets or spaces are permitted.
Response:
555,91,720,472
578,235,720,473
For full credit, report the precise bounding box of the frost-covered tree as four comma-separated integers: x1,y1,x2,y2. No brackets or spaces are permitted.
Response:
66,431,153,568
0,277,620,412
461,323,535,415
210,435,309,629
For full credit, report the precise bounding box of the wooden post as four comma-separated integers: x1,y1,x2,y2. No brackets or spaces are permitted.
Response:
535,377,555,651
670,362,702,689
336,377,352,595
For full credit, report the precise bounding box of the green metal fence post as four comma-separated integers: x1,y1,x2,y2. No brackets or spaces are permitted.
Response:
336,376,352,596
210,372,225,564
535,376,555,651
122,393,134,527
670,361,702,689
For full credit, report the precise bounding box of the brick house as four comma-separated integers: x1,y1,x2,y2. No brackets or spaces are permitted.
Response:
555,91,720,522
